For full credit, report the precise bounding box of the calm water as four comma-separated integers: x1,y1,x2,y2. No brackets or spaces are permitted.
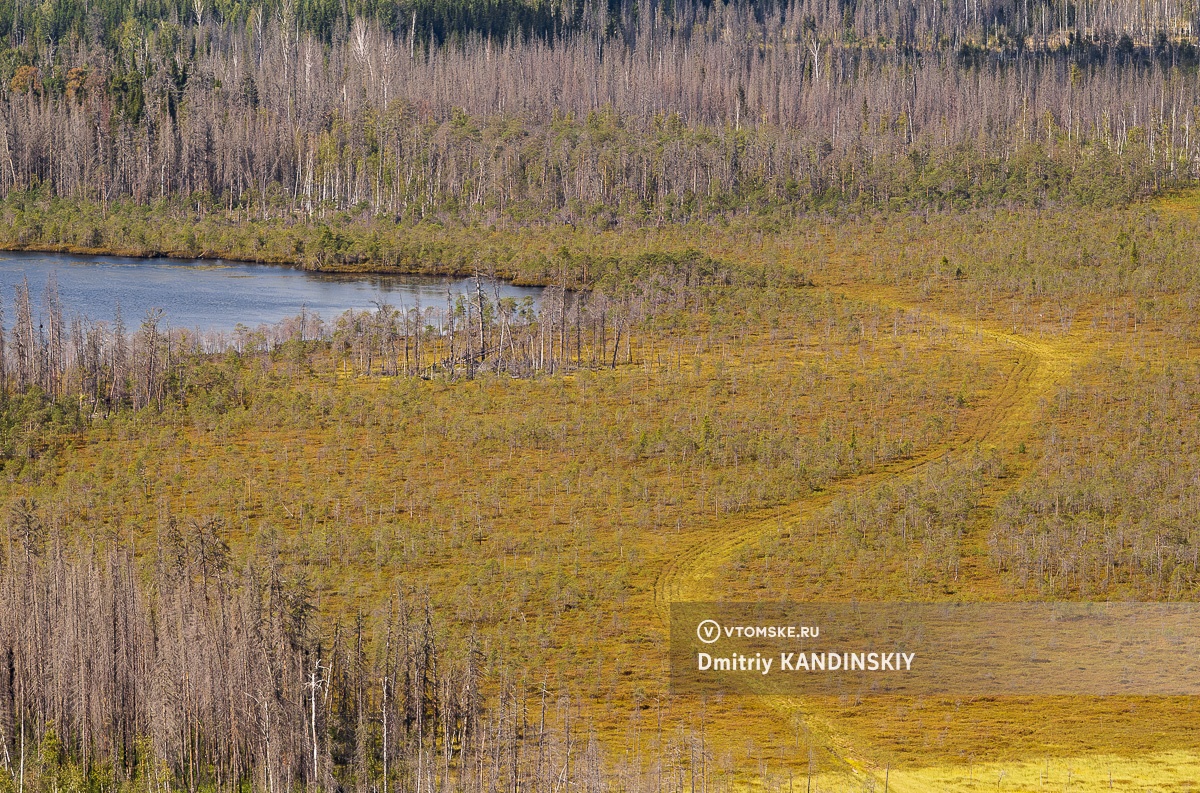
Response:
0,251,542,333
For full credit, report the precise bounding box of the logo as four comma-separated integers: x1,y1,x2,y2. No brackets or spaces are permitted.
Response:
696,619,722,644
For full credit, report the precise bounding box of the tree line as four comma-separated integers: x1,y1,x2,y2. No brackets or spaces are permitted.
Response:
4,0,1200,226
8,0,1200,53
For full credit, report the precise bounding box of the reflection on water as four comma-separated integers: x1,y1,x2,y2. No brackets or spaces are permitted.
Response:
0,251,543,333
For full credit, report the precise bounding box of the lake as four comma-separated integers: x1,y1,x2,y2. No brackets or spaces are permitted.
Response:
0,251,543,333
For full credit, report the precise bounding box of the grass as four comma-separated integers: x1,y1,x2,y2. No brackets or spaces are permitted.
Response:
892,749,1200,792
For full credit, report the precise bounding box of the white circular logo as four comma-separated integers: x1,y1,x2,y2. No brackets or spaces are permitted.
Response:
696,619,722,644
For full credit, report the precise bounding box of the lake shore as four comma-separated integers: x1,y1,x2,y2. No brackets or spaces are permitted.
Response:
0,196,597,287
0,239,473,278
0,194,768,291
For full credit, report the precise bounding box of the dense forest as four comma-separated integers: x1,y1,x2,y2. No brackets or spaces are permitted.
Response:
4,0,1200,229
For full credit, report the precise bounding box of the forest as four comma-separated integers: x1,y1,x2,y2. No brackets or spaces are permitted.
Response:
5,0,1200,237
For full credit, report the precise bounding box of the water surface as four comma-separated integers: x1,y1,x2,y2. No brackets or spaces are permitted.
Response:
0,251,542,333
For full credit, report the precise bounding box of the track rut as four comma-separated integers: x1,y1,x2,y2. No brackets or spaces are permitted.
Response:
652,291,1079,789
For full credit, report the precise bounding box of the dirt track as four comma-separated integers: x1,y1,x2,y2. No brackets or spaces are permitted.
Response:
652,286,1080,789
